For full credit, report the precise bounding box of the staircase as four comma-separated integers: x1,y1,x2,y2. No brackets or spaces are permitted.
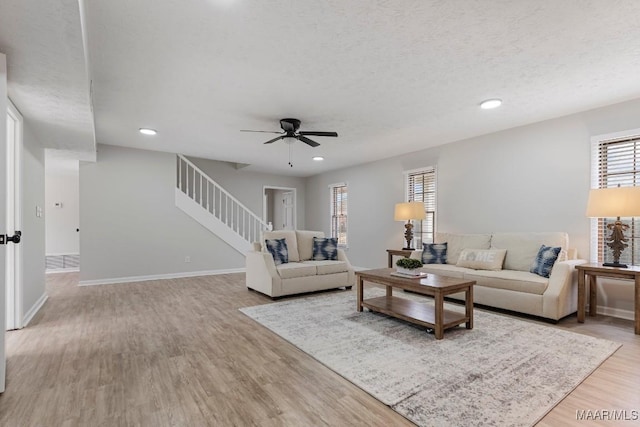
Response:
175,155,269,254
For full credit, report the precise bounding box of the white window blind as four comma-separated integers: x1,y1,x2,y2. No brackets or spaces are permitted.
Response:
330,183,348,247
406,167,436,248
591,135,640,265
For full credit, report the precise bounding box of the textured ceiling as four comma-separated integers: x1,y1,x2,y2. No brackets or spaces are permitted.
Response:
2,1,640,175
0,0,95,161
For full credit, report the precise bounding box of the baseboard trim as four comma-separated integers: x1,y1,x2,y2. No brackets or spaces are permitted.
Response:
78,268,246,286
594,305,634,321
22,293,49,327
46,268,80,274
45,252,80,257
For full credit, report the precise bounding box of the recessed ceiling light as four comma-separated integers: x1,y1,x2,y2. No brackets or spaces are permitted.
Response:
312,156,324,161
480,99,502,109
139,128,157,135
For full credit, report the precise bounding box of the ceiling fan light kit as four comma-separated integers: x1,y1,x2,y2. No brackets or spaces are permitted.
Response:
241,118,337,147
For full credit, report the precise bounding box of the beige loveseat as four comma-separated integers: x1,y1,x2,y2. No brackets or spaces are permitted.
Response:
246,230,355,298
410,232,586,321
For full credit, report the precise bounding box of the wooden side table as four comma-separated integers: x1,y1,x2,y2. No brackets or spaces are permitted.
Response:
386,249,414,268
576,263,640,335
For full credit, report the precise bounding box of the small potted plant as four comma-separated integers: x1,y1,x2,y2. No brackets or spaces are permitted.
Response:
396,258,423,276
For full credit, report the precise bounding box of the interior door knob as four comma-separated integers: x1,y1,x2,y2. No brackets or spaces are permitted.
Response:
6,231,21,244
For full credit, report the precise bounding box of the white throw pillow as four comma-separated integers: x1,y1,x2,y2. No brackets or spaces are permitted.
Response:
435,232,492,265
456,248,507,271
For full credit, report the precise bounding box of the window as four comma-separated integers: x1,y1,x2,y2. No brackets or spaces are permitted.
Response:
330,183,348,247
591,133,640,265
405,167,436,248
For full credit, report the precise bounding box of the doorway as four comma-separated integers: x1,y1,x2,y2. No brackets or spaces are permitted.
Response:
44,155,80,272
5,100,23,331
263,186,297,231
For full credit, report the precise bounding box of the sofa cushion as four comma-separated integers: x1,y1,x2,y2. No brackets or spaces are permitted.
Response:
456,248,506,271
464,270,549,295
312,237,338,261
490,232,568,272
301,260,349,275
265,238,289,265
263,230,300,262
276,263,317,279
530,245,561,278
296,230,325,261
435,233,491,265
421,243,447,264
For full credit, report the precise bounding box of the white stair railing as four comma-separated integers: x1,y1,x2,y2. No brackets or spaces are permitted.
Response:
176,155,269,250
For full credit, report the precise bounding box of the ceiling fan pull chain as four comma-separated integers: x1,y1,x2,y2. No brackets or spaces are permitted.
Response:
288,142,293,167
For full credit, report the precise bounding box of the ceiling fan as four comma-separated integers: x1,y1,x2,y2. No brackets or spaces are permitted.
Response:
241,118,338,147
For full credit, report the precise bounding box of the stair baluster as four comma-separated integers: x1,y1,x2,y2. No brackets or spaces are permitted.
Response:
175,155,269,254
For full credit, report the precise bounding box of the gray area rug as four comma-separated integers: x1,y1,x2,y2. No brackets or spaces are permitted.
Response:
240,289,621,427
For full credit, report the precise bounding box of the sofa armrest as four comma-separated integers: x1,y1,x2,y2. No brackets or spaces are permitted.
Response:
337,249,356,286
542,259,588,319
337,249,352,268
245,250,282,297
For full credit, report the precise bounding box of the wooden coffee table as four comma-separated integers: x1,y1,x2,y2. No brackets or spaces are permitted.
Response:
356,268,475,340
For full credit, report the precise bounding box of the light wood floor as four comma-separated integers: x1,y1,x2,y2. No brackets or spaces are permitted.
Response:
1,273,638,426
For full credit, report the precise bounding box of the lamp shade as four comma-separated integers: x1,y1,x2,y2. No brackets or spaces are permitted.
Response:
394,201,426,221
586,187,640,217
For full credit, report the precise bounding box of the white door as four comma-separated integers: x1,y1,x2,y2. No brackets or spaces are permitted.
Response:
6,100,23,331
1,52,8,393
283,191,294,230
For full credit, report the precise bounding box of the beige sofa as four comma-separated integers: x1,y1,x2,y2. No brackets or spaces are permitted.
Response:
246,230,355,298
410,232,586,321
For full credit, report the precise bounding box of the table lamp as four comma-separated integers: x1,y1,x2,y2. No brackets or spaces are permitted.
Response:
586,186,640,268
394,201,426,250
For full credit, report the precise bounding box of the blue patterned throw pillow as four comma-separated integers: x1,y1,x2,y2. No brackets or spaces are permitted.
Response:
312,237,338,261
530,245,561,278
265,238,289,265
422,242,447,264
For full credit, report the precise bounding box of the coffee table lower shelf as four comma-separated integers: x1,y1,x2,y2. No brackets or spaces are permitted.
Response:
362,295,469,331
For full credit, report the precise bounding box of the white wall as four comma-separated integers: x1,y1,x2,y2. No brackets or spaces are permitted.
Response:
21,121,46,317
306,98,640,315
265,189,275,226
45,163,79,255
80,145,251,282
306,158,413,267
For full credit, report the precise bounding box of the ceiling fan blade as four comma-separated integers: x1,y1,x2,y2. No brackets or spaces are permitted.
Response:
264,135,285,144
298,135,320,147
240,130,283,134
298,131,338,137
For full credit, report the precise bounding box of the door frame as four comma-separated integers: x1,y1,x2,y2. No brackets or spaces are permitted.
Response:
6,99,23,331
262,186,297,230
